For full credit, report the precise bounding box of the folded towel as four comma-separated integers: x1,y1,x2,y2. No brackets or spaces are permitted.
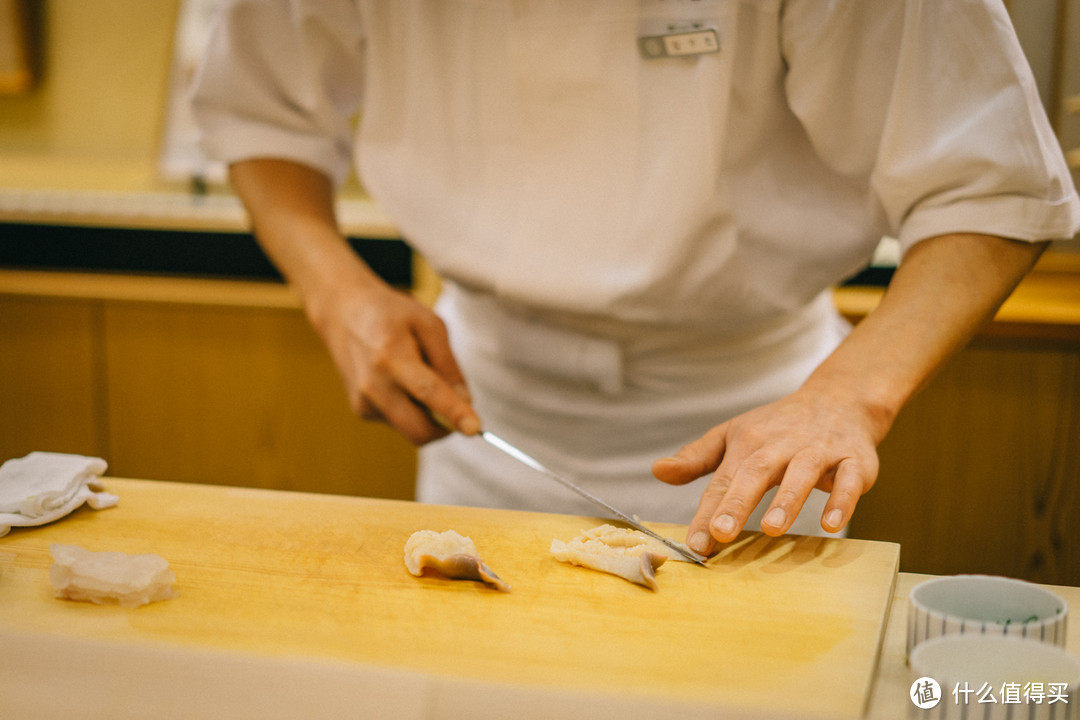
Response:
0,452,118,537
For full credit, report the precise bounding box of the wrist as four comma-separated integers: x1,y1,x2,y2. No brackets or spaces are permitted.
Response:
798,367,903,446
301,253,385,336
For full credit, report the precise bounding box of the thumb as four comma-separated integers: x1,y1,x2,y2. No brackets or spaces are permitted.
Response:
652,424,728,486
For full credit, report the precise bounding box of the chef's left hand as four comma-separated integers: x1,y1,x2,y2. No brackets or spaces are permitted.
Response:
653,233,1049,557
652,384,888,557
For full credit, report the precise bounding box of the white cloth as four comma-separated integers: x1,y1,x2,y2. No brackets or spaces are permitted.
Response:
0,453,117,537
192,1,1080,527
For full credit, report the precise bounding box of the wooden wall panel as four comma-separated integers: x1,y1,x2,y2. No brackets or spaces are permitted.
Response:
849,340,1080,586
102,300,417,500
0,295,104,461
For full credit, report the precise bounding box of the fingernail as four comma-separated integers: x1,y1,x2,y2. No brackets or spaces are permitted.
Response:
459,415,481,436
825,508,843,529
763,507,786,529
713,514,736,537
689,531,711,554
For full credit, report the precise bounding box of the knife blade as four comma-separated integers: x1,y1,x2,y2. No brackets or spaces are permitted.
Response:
479,431,709,566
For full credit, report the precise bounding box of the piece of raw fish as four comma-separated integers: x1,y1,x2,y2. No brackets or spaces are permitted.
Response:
49,543,178,608
550,524,672,590
404,529,510,592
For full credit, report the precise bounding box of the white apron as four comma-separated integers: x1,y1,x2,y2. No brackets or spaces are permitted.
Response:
417,281,850,534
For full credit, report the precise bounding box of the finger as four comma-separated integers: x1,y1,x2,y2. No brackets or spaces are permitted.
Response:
684,468,734,556
362,376,448,445
407,318,482,435
709,450,784,543
408,317,477,425
821,457,872,533
652,424,729,486
759,448,828,536
392,356,481,436
412,313,469,392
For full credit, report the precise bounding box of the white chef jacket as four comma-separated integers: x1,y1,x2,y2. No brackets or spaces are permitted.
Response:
193,0,1080,526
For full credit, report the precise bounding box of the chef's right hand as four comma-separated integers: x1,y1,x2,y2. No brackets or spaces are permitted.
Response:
309,275,480,446
227,158,479,446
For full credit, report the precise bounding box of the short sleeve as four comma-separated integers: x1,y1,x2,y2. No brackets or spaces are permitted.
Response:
781,0,1080,255
191,0,365,187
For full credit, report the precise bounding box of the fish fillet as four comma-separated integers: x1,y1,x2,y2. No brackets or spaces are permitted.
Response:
404,529,511,592
550,524,670,590
49,543,178,608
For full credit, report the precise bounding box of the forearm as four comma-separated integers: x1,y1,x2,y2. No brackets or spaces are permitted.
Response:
228,157,480,442
229,158,386,328
804,232,1048,438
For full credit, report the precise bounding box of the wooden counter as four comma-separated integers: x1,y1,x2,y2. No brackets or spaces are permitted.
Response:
2,478,1076,719
0,478,901,720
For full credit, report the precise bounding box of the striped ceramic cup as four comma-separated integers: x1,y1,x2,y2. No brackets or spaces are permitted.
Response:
908,575,1068,657
908,635,1080,719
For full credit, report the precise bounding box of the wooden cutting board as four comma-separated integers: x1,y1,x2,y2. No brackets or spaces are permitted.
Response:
0,478,898,719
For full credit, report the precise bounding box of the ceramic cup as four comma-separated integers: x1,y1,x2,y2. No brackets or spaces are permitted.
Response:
908,635,1080,719
908,575,1068,657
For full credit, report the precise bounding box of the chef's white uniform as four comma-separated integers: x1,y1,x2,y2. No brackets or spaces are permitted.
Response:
193,1,1080,527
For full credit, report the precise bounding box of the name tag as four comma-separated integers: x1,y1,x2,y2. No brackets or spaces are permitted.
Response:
638,27,719,59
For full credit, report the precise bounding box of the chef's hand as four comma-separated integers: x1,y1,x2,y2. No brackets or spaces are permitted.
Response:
652,385,887,556
653,232,1048,556
228,157,480,446
311,276,481,446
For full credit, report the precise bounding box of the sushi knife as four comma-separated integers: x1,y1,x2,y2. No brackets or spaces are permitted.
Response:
479,431,709,566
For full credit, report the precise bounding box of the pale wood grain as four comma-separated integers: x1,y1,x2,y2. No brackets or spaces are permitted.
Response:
0,478,899,720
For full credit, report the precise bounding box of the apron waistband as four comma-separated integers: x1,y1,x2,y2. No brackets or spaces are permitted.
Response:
439,281,844,397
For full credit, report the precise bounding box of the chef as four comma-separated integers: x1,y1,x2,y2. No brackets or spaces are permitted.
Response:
192,0,1080,556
